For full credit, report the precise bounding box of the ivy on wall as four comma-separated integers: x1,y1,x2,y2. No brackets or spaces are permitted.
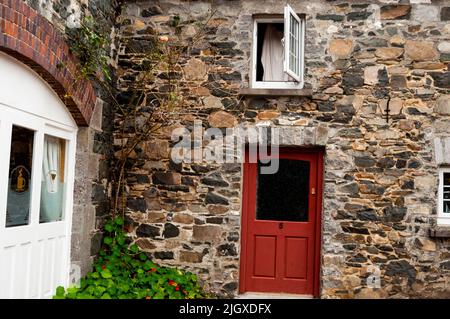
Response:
65,15,111,82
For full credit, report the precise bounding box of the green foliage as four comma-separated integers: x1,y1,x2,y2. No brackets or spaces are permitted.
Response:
53,217,209,299
66,15,111,82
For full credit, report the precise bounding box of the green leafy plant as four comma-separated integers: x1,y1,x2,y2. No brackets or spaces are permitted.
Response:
53,218,209,299
66,15,111,82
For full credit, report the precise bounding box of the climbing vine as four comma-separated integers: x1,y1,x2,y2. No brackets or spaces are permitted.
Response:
57,7,220,298
112,11,218,218
64,6,219,219
65,15,111,82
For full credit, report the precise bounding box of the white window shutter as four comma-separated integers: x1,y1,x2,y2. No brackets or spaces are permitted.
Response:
284,4,303,82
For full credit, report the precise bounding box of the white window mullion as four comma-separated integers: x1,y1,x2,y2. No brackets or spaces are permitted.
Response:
29,125,45,226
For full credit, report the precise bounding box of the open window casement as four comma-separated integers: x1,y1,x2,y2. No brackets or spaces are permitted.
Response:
251,4,305,89
283,4,303,83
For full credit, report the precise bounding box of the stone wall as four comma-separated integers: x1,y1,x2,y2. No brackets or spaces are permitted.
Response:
116,0,450,298
21,0,117,276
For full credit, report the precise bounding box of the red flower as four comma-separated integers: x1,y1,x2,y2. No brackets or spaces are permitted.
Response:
175,287,180,291
101,265,106,270
150,268,157,272
168,280,177,287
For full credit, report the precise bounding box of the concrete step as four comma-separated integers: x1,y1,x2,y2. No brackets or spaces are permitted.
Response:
237,292,314,299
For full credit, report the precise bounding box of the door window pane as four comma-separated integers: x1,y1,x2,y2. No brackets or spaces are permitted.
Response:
6,126,34,227
39,135,66,223
256,159,310,222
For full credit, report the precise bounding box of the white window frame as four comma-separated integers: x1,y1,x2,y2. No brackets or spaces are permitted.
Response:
438,167,450,226
251,6,305,89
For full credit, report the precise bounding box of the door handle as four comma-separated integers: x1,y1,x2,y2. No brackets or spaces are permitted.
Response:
279,222,284,230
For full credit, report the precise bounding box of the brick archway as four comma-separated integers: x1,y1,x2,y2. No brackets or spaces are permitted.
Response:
0,0,96,126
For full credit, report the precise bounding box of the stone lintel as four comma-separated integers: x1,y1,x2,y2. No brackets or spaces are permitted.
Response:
434,137,450,165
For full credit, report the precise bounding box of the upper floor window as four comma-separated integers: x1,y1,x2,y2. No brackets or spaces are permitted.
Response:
438,167,450,225
251,5,305,89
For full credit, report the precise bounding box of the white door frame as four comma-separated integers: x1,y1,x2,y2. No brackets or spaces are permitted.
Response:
0,52,78,298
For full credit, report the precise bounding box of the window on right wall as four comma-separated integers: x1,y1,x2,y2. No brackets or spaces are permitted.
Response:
438,167,450,225
251,4,305,89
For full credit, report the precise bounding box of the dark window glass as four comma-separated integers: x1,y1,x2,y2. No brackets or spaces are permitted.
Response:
443,173,450,214
444,201,450,214
256,159,310,222
444,173,450,186
6,125,34,227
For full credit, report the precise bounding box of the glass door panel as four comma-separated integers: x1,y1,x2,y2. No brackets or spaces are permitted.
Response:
256,158,310,222
39,135,67,223
6,125,35,227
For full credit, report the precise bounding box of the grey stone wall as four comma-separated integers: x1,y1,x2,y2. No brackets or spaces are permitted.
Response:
116,0,450,298
23,0,116,276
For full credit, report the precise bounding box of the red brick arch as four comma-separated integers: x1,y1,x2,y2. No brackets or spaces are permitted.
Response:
0,0,96,126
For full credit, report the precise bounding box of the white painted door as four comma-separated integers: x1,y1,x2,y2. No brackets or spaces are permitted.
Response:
0,52,77,298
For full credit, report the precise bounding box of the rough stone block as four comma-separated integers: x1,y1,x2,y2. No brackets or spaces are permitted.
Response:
329,39,353,60
180,251,204,263
434,95,450,115
411,4,440,22
136,224,160,238
364,65,384,85
152,172,182,185
380,5,411,20
405,40,439,61
208,110,238,128
193,225,222,242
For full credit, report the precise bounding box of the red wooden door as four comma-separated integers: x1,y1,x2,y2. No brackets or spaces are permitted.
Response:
240,148,323,296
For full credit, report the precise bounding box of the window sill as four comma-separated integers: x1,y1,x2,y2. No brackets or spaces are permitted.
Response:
429,225,450,238
239,88,313,97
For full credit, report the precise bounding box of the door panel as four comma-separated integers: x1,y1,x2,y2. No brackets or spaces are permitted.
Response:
240,148,323,296
253,235,277,278
285,237,308,279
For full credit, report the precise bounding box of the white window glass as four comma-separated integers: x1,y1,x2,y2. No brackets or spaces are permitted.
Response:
39,135,66,223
